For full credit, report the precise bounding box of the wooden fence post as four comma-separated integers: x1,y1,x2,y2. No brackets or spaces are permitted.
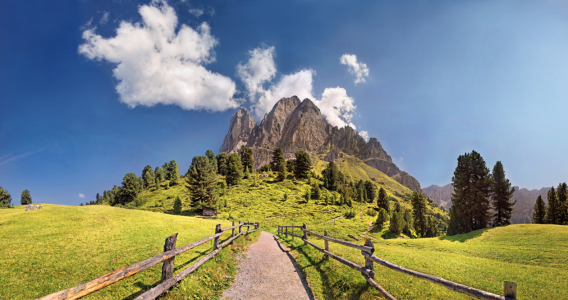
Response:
214,224,222,249
504,281,517,299
239,221,242,234
248,221,250,232
286,226,288,238
278,226,280,234
161,233,178,282
324,230,329,260
302,224,307,245
363,239,375,279
292,225,295,240
232,220,235,238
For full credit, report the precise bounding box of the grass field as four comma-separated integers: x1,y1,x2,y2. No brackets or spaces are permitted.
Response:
0,204,259,300
273,224,568,299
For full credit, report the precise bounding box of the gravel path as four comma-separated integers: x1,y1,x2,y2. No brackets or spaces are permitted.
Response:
221,231,315,300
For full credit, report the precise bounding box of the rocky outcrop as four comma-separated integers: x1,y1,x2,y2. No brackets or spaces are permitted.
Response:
219,108,256,154
218,95,423,191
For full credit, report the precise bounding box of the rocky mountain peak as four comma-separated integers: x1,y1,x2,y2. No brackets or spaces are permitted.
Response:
277,98,331,153
248,96,301,149
219,107,256,154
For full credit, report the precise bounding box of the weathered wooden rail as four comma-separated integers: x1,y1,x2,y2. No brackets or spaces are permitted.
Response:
278,225,518,300
37,221,260,300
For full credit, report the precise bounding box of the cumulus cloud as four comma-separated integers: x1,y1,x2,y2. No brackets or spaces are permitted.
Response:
79,193,85,198
340,54,369,84
238,46,357,128
100,11,109,25
359,131,369,141
79,0,238,111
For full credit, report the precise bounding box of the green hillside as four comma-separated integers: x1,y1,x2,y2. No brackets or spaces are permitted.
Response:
274,224,568,299
0,205,259,300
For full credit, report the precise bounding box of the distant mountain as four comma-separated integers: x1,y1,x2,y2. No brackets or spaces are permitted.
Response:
422,183,551,224
219,96,422,192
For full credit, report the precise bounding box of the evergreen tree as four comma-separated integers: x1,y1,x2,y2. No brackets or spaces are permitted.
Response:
225,153,243,186
312,183,321,200
244,166,250,179
155,177,160,190
117,173,142,205
449,150,492,233
322,161,341,191
446,205,460,236
425,217,434,237
96,193,101,204
173,195,182,214
305,189,311,203
239,147,255,173
376,208,389,227
168,160,180,185
294,150,312,179
272,148,287,181
187,156,219,211
556,183,568,225
491,161,516,226
403,210,414,235
142,165,155,189
377,187,390,213
546,187,558,224
365,181,377,203
155,167,164,182
216,152,228,176
21,189,32,205
286,159,296,174
205,150,218,174
390,212,402,236
162,162,170,179
532,195,546,224
0,187,12,207
411,191,427,237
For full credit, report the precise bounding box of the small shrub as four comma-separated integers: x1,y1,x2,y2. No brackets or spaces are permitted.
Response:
375,208,389,227
366,208,377,217
173,196,182,214
344,208,356,218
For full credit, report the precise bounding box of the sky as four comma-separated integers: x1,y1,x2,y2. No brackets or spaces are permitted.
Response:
1,0,568,205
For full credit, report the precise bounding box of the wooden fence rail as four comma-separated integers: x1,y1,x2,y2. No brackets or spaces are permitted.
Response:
37,221,260,300
277,224,518,300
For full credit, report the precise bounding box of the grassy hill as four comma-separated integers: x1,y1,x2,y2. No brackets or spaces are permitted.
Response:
0,204,259,300
274,224,568,299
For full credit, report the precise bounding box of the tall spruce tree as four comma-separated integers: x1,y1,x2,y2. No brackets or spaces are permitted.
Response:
491,161,516,226
21,189,32,205
173,196,182,214
390,212,402,236
286,159,296,174
225,153,243,186
294,150,311,179
377,187,390,213
187,156,218,211
168,161,180,184
365,181,377,203
155,167,164,182
118,173,142,205
272,148,287,181
411,192,428,237
322,161,340,191
532,195,546,224
239,147,255,173
0,187,12,207
142,165,155,189
162,162,170,179
205,150,218,174
449,150,492,233
546,187,558,224
376,208,389,227
556,183,568,225
216,152,228,176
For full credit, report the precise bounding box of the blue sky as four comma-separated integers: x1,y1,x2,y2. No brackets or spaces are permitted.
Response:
1,0,568,205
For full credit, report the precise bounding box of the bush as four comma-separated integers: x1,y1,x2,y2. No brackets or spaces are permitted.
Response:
375,208,389,227
173,196,182,214
366,208,377,217
344,208,356,218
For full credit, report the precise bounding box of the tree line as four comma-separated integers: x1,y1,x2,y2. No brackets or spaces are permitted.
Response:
0,187,33,207
531,182,568,225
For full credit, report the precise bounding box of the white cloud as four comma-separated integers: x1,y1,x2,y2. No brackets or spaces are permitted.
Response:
239,46,357,128
100,12,109,25
340,54,369,84
79,0,238,112
80,18,93,30
79,193,85,198
359,131,369,141
189,8,204,17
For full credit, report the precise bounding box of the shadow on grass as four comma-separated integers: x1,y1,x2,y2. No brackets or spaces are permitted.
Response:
440,228,487,243
123,280,160,300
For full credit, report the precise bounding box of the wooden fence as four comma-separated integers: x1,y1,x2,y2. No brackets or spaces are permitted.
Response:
37,221,260,300
278,225,518,300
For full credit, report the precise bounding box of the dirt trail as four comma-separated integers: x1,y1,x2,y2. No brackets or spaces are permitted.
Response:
360,210,377,240
221,231,315,300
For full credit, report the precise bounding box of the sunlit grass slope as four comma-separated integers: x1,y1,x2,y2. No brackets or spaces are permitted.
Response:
273,224,568,300
0,204,259,300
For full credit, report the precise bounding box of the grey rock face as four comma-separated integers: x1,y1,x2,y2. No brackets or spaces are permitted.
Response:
248,96,301,149
391,172,422,193
364,158,401,177
277,99,331,153
219,108,256,154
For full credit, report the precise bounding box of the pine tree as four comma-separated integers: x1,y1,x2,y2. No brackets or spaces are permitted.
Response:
305,189,311,203
20,189,32,205
244,166,250,179
187,156,219,211
390,212,402,236
491,161,516,226
322,161,341,191
376,208,389,227
312,183,321,200
225,153,243,186
173,195,182,214
446,205,460,236
294,150,311,179
162,162,170,179
411,191,427,237
365,181,377,203
216,152,228,176
155,167,164,182
546,187,558,224
155,177,160,189
168,161,180,185
532,195,546,224
142,165,155,189
403,210,414,235
205,150,218,174
425,217,434,237
286,159,296,174
556,183,568,225
449,150,492,233
377,187,390,213
239,147,255,173
272,148,287,181
0,187,12,207
117,173,142,205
